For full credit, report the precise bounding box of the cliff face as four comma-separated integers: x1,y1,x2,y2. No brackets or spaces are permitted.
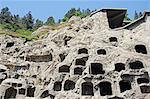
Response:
0,10,150,99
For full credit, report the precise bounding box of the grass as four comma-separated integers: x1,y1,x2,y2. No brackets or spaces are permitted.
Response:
0,24,38,41
0,21,71,40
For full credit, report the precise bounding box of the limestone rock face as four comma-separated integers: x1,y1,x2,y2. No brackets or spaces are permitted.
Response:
0,10,150,99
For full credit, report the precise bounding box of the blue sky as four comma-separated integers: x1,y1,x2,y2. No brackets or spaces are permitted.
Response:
0,0,150,22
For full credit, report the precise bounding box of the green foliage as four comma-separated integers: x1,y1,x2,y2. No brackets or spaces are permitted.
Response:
75,10,81,16
16,29,32,36
63,8,91,22
0,7,12,24
45,16,55,25
80,9,91,18
24,11,34,30
65,8,76,19
62,16,69,22
34,19,43,29
0,23,19,32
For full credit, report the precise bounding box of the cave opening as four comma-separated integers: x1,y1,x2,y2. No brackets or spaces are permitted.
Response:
27,86,35,97
74,67,83,75
4,87,17,99
109,37,118,42
129,61,144,69
6,42,14,48
78,48,88,54
19,88,26,95
91,63,105,74
119,80,131,93
75,57,88,66
59,65,70,73
81,82,94,96
140,85,150,93
115,63,125,72
64,80,75,91
97,49,106,55
135,45,147,54
54,81,62,91
99,81,112,96
137,78,149,84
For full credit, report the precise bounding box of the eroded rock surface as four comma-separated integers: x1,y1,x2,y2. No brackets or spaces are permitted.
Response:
0,9,150,99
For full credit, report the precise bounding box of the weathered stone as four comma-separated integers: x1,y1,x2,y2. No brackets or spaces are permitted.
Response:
0,9,150,99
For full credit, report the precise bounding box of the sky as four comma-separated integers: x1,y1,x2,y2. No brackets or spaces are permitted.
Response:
0,0,150,22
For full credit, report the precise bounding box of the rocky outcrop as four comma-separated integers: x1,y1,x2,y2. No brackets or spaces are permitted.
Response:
0,9,150,99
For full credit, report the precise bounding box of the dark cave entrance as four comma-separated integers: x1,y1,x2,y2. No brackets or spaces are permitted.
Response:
78,48,88,54
54,81,62,91
19,88,26,95
4,87,17,99
115,63,125,72
27,86,35,97
64,80,75,91
74,67,83,75
82,82,94,96
129,61,144,69
97,49,106,55
91,63,105,74
135,45,147,54
99,81,112,96
137,78,149,84
59,65,70,73
109,37,118,42
119,80,131,93
75,57,88,66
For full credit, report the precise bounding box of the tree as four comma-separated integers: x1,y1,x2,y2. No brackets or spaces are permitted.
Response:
75,8,81,16
20,16,27,29
58,19,61,23
65,8,76,19
13,15,20,24
80,8,91,18
62,16,69,22
24,11,34,30
45,16,55,25
34,19,43,29
0,7,12,24
139,12,143,17
134,11,139,20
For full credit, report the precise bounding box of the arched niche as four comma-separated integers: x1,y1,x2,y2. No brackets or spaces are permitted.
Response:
53,81,62,91
78,48,88,54
97,49,106,55
27,86,36,97
119,80,131,93
81,82,94,96
75,57,88,66
98,81,112,96
109,37,118,42
129,60,144,69
74,67,83,75
137,78,149,84
4,87,17,99
135,44,147,54
64,80,75,91
115,63,125,72
59,65,70,73
90,63,105,74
